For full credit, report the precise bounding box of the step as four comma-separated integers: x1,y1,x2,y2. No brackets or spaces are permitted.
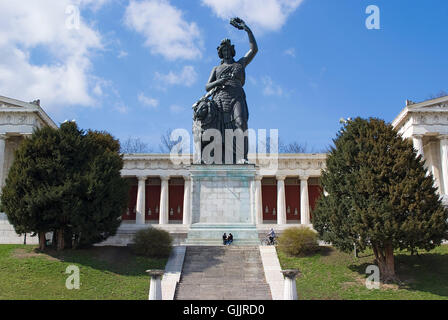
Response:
175,246,272,300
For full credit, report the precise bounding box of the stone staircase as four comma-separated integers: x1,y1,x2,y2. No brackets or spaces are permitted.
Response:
174,246,272,300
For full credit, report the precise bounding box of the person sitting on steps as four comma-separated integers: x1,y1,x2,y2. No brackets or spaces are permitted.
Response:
227,233,233,245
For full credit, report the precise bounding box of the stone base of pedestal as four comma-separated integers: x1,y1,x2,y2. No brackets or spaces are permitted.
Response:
186,164,258,245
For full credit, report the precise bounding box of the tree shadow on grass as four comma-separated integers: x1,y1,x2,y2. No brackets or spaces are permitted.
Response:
348,251,448,298
316,246,334,257
41,246,167,277
278,245,333,259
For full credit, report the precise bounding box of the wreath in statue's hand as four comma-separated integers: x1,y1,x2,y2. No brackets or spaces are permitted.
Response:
230,17,246,30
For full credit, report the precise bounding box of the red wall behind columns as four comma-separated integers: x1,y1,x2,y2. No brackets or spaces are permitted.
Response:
146,185,161,221
169,184,184,221
285,185,300,220
262,184,277,221
123,185,137,220
308,185,323,220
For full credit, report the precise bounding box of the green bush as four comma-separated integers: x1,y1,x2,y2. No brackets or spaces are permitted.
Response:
277,227,319,257
132,228,173,258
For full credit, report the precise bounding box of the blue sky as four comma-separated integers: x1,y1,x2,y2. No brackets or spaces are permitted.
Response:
1,0,447,152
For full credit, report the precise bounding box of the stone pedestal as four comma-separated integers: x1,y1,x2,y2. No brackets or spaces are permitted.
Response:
186,164,259,245
281,269,301,300
146,269,164,300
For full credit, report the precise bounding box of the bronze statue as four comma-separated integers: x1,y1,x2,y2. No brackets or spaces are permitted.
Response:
193,17,258,164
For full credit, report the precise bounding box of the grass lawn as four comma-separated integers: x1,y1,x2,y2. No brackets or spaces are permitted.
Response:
0,245,167,300
277,244,448,300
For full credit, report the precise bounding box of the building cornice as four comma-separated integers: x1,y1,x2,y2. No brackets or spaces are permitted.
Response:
0,95,58,129
392,96,448,131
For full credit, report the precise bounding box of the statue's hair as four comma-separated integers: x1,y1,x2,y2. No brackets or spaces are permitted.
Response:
217,38,236,62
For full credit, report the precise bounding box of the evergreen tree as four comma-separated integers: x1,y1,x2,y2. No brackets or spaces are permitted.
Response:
0,122,128,250
69,129,129,248
313,117,448,282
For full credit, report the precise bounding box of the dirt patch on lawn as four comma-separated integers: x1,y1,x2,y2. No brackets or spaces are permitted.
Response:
12,248,58,261
341,274,403,291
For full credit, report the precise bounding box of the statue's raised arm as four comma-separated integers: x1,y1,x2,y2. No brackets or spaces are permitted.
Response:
230,17,258,66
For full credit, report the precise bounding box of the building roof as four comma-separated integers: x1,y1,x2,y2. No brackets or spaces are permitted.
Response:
0,95,58,129
392,95,448,131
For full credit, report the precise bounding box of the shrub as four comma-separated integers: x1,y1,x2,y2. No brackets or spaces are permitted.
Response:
277,227,319,257
132,228,173,258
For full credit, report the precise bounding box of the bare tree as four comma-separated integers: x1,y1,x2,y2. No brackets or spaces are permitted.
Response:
159,128,182,153
257,135,308,154
320,144,333,153
428,90,448,100
120,137,153,154
279,140,307,153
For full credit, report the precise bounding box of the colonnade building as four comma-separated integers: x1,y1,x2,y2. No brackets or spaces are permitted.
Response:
1,94,448,244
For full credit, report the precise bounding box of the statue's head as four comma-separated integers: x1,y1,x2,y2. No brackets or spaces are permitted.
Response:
217,38,235,60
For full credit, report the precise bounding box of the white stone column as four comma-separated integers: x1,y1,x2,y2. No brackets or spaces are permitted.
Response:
281,269,300,300
136,176,147,225
146,270,164,300
249,178,255,224
159,175,170,225
276,175,287,225
300,176,310,225
412,134,424,158
439,135,448,196
427,141,441,192
182,176,191,225
0,135,7,188
254,175,263,225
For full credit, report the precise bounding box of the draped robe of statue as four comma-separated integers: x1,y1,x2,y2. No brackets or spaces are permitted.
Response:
211,58,249,163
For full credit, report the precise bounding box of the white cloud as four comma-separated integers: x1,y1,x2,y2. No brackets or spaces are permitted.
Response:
155,66,198,87
138,93,159,108
201,0,304,32
114,102,129,114
93,83,103,96
284,48,296,57
169,104,185,114
262,76,283,96
0,0,107,111
247,75,258,86
124,0,203,60
117,50,129,59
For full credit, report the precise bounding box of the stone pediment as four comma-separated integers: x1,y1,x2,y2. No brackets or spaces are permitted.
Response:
0,96,37,112
406,97,448,128
0,95,57,130
406,96,448,113
409,102,448,113
392,96,448,131
0,103,25,109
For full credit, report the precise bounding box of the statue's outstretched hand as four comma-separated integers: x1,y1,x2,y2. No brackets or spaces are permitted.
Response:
230,17,247,30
